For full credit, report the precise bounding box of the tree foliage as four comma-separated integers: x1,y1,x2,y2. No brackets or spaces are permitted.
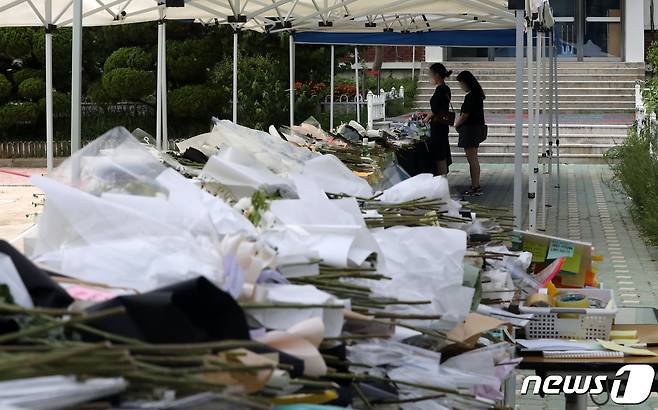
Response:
18,77,45,101
101,68,155,101
212,54,288,129
103,47,154,73
0,73,11,99
168,84,222,119
0,102,38,128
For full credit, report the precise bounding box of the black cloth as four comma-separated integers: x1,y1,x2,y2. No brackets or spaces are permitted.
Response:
0,240,73,308
460,92,485,126
85,276,250,344
395,143,433,177
428,84,452,165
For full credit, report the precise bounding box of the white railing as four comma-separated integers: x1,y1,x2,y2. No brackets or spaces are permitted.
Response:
636,81,657,157
367,90,386,130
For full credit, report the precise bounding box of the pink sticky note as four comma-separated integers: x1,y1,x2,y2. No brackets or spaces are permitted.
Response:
67,286,115,302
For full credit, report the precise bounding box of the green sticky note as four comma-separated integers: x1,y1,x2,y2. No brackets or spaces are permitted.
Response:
561,245,583,274
547,240,575,259
523,236,548,263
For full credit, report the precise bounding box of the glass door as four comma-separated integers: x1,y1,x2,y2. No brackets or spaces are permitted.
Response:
553,0,579,59
583,0,622,58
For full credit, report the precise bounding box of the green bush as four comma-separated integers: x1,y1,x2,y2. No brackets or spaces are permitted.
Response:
18,77,46,101
0,74,11,100
211,54,288,129
38,91,70,115
0,28,33,58
605,126,658,245
103,47,154,73
13,68,44,86
101,68,155,101
0,102,39,129
86,81,113,104
168,84,221,119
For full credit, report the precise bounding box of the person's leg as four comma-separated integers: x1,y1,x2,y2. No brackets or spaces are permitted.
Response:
436,160,448,176
464,147,480,188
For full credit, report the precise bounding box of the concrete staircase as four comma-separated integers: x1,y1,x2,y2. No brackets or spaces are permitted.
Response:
412,61,643,163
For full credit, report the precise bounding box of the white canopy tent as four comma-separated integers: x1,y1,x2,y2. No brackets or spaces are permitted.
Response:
0,0,557,231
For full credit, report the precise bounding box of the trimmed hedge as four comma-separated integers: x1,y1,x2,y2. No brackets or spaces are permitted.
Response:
13,68,44,86
168,84,221,119
38,91,70,115
18,78,46,101
0,74,11,100
103,47,154,73
0,102,39,129
101,68,155,101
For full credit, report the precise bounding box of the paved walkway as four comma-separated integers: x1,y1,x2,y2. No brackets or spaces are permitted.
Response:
0,168,43,249
450,163,658,409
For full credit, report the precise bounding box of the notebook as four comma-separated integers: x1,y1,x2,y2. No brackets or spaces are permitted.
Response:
543,350,624,359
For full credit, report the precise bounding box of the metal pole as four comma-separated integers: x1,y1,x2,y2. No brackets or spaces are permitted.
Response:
554,28,561,189
162,20,168,150
527,26,537,231
354,47,360,121
156,20,163,151
289,34,295,129
513,10,524,229
45,27,53,172
232,30,238,123
70,0,82,153
547,29,555,214
540,31,548,230
330,45,335,130
411,46,416,80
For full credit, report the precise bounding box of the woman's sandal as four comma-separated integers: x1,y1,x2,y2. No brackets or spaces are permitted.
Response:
462,186,483,197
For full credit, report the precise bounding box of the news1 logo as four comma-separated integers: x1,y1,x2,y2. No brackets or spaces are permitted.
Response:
520,365,656,405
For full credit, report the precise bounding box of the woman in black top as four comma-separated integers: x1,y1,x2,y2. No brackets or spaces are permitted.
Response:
454,70,486,195
423,63,452,176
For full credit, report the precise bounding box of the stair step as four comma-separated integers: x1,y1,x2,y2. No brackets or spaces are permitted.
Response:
415,87,635,94
421,62,645,68
414,94,635,103
417,80,638,87
449,154,607,164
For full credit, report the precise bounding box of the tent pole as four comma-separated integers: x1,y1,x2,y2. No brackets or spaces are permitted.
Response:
545,28,555,224
232,29,238,123
513,9,524,229
289,34,295,129
162,19,168,150
355,47,360,123
45,26,53,173
411,45,416,80
156,19,163,151
330,45,335,130
540,31,547,231
70,0,82,154
527,25,537,231
554,27,561,189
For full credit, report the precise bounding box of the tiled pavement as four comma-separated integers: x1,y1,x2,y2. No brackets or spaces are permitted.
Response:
449,163,658,409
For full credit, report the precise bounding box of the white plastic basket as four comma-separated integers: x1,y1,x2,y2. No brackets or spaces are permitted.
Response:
519,288,617,340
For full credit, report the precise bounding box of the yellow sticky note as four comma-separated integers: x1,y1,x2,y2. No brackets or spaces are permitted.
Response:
597,339,658,357
523,236,549,263
610,330,638,340
561,245,583,274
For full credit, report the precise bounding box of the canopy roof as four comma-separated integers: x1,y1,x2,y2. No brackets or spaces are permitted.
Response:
0,0,513,29
294,29,516,47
